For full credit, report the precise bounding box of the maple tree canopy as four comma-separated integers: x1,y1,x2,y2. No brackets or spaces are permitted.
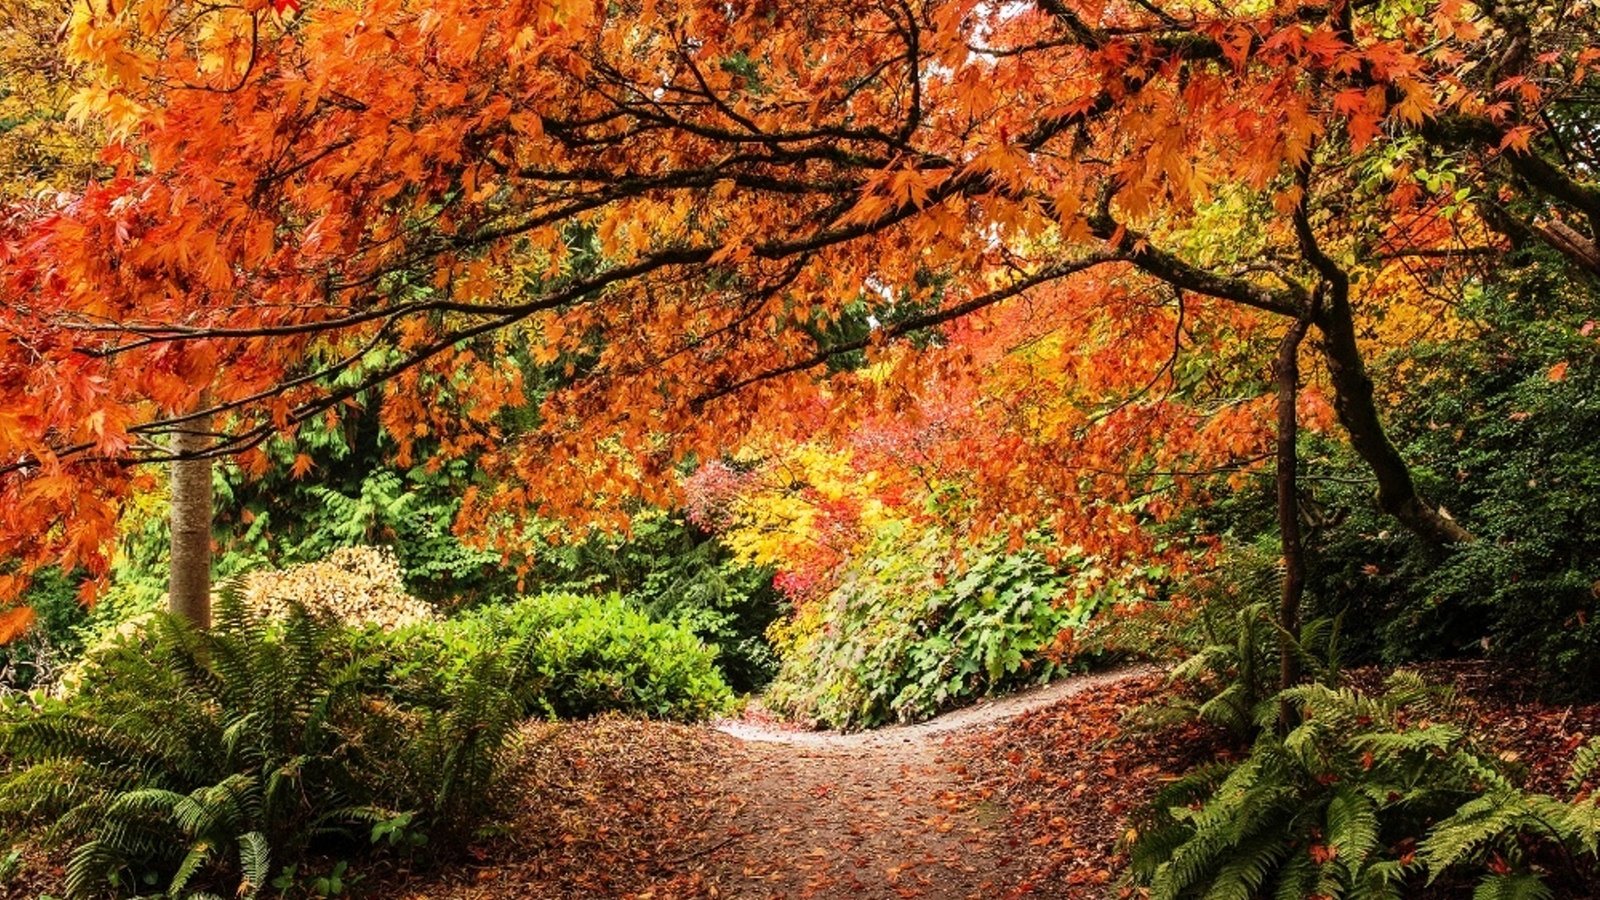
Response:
2,0,1598,606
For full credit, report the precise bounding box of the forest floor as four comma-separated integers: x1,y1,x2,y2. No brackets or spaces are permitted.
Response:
15,661,1598,899
370,659,1600,900
377,666,1221,900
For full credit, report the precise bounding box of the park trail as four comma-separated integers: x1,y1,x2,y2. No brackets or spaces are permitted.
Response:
700,667,1157,900
381,665,1160,900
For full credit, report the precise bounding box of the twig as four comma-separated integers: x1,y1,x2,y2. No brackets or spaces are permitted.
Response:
663,833,742,866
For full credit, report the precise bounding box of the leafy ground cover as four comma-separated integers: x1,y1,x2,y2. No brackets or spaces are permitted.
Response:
252,669,1188,900
9,657,1600,898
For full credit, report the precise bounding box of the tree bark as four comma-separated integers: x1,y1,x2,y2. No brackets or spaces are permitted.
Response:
169,402,214,629
1313,291,1474,547
1096,192,1472,549
1275,320,1311,693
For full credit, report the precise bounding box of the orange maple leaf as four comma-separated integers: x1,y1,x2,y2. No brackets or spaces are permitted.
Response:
0,606,37,644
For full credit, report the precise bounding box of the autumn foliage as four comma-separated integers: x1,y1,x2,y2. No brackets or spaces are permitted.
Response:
2,0,1599,610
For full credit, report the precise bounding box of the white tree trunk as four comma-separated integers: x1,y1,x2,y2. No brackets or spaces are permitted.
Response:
169,404,213,629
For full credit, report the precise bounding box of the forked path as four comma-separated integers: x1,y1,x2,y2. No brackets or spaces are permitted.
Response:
706,667,1156,899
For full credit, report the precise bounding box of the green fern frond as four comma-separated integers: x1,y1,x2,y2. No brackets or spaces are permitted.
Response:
64,838,120,899
1421,793,1526,875
167,838,215,897
1558,796,1600,856
1202,829,1290,900
236,831,271,900
1327,785,1380,865
1472,873,1554,900
1567,738,1600,791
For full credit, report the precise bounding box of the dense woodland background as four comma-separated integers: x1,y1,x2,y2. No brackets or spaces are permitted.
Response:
4,0,1600,896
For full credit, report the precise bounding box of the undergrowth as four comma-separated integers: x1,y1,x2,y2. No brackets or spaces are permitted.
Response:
1128,673,1600,899
0,592,519,899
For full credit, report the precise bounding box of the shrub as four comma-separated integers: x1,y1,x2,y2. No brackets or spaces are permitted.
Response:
0,596,519,899
764,527,1113,729
531,514,783,693
1298,328,1600,690
239,545,439,629
376,590,735,722
1128,673,1600,899
1183,274,1600,695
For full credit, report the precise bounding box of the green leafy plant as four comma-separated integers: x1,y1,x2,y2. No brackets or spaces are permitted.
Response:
765,527,1116,729
1129,673,1487,899
1416,736,1600,899
1160,599,1344,741
0,591,520,898
374,590,735,722
533,513,783,693
1128,673,1600,899
1266,276,1600,695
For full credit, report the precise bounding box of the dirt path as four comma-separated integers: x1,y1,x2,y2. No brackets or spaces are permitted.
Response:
709,726,1007,898
376,666,1162,900
704,667,1158,899
713,667,1158,748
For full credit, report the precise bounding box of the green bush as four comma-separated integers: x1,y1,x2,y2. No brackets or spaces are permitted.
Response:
1128,673,1600,899
0,597,519,899
1219,274,1600,695
531,514,782,693
765,527,1112,729
1167,262,1600,695
377,590,735,722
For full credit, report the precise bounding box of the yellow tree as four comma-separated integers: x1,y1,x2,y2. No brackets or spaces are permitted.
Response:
0,0,97,198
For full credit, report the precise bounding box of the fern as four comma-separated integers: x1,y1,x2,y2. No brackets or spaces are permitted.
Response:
1129,673,1507,899
1568,737,1600,791
1422,793,1528,874
1558,797,1600,857
1327,785,1380,863
236,831,270,900
0,600,519,898
1160,597,1349,743
1473,874,1554,900
1132,671,1600,899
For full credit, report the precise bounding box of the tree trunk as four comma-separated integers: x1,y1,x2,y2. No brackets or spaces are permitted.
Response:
169,403,214,629
1275,320,1311,693
1313,293,1474,547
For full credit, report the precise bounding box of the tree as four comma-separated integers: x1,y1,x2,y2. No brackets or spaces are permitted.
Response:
0,0,98,198
2,0,1598,602
168,397,213,627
